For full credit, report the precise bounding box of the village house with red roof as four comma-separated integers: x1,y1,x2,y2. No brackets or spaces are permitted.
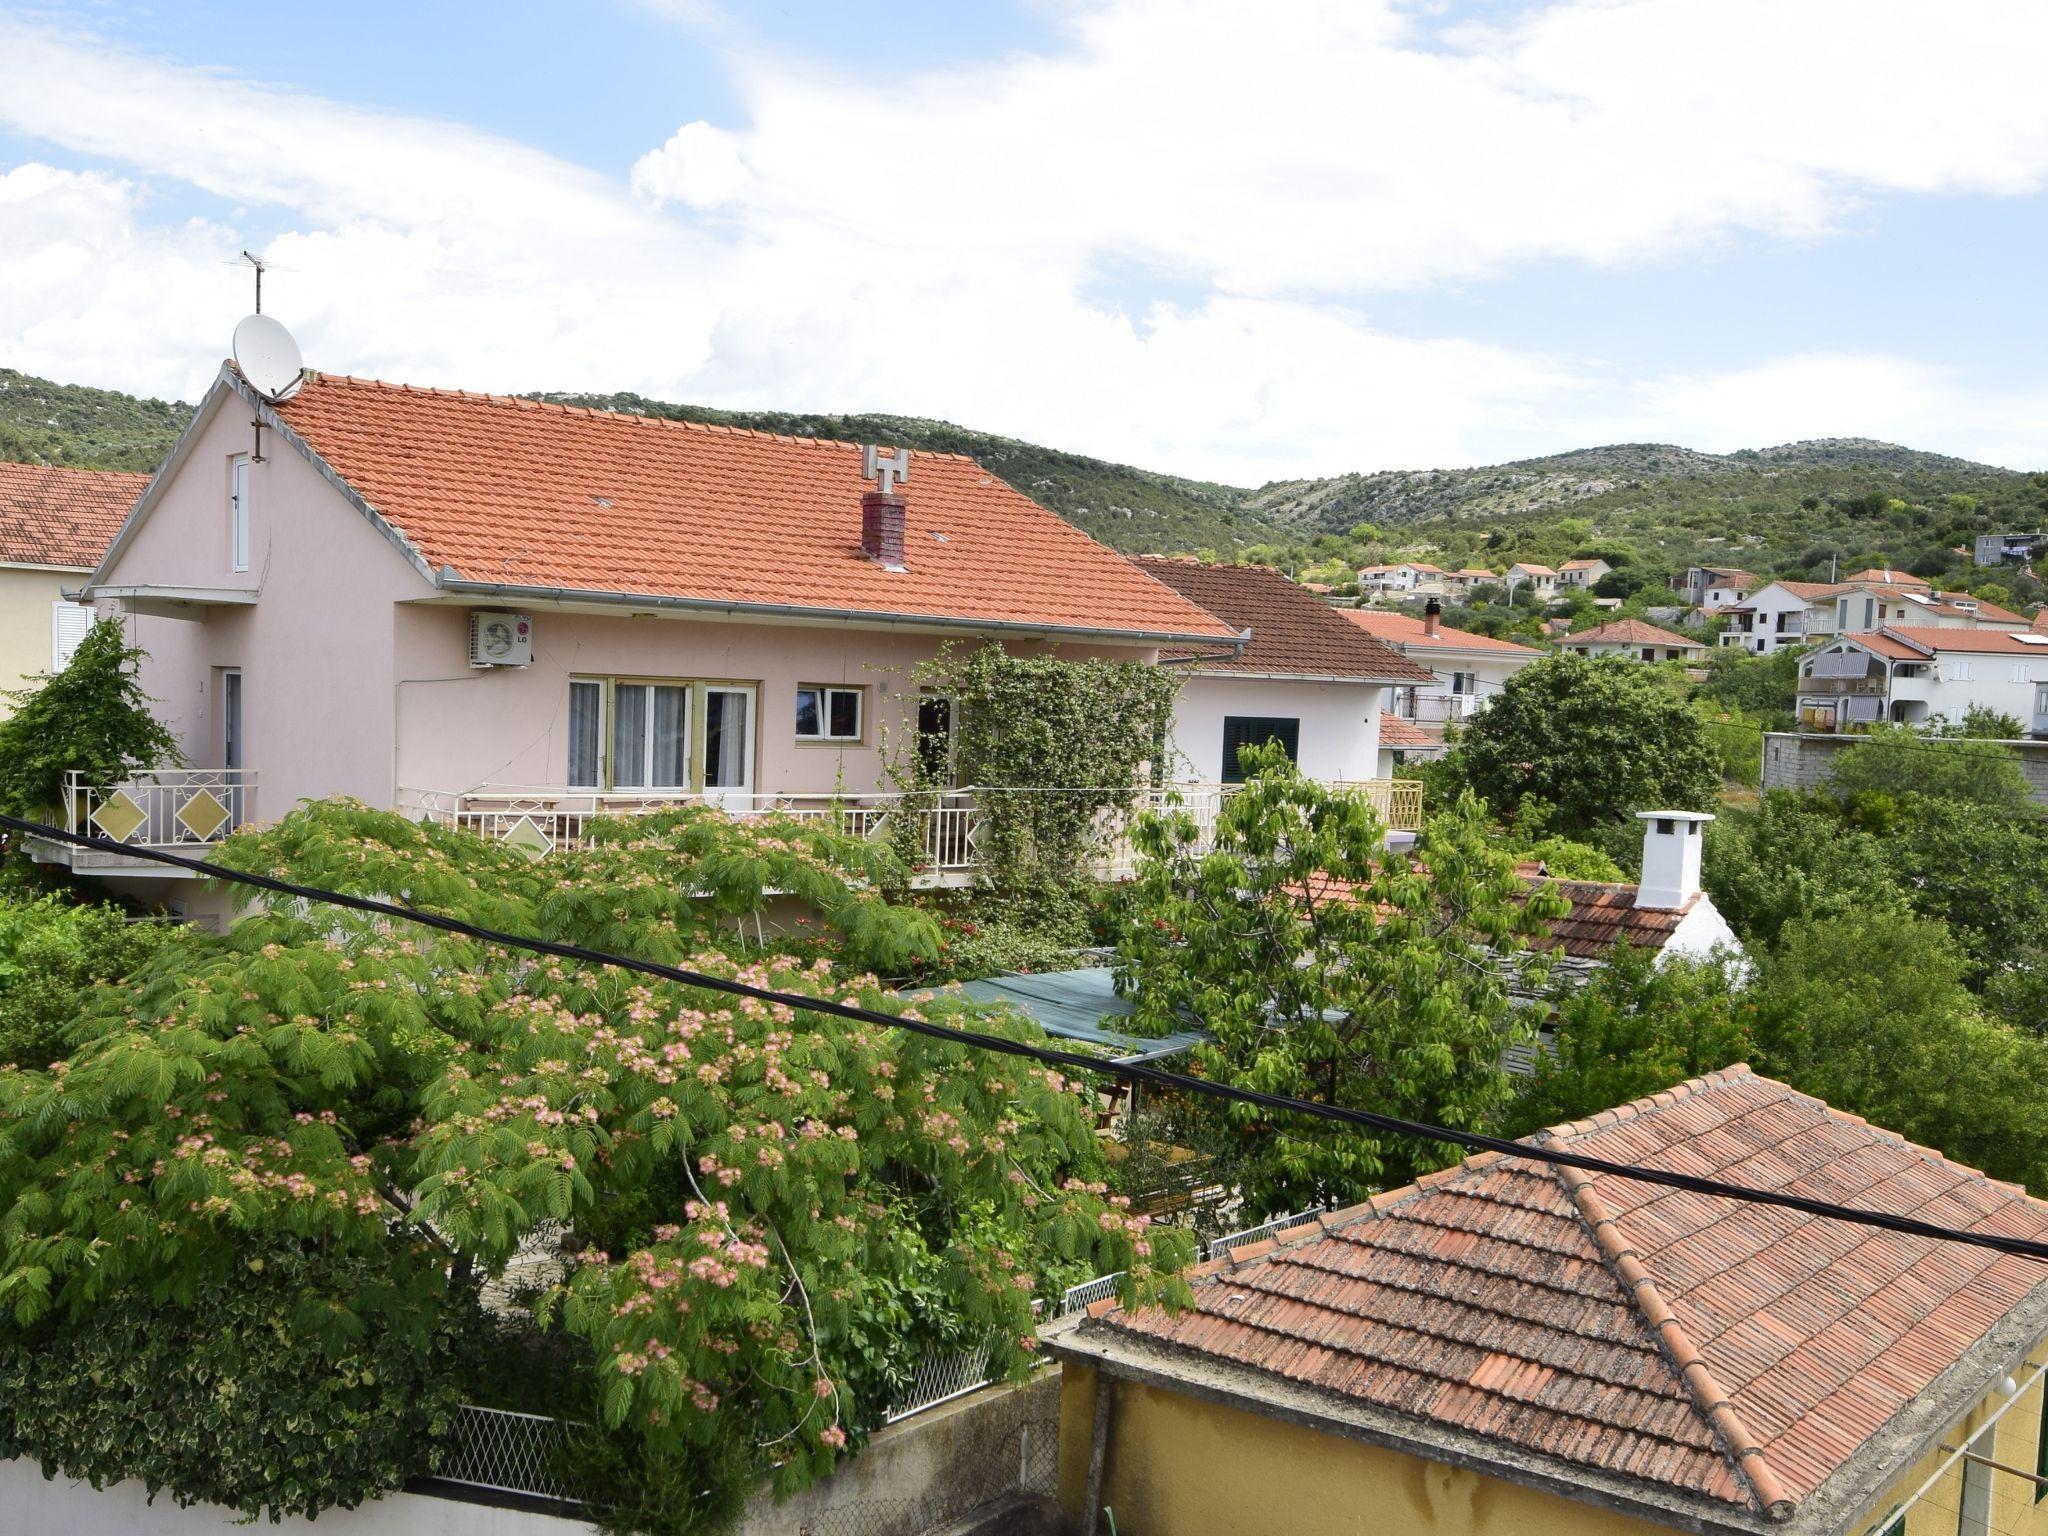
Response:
0,459,149,712
1796,625,2048,735
1343,602,1541,737
1048,1064,2048,1536
1132,559,1431,796
33,361,1263,920
1561,617,1708,664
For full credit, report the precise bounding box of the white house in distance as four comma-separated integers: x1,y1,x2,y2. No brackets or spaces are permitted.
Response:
1559,618,1706,663
1356,561,1445,598
35,359,1265,919
1555,557,1611,589
1438,567,1496,596
1133,557,1433,783
0,460,148,711
1718,579,1842,653
1677,565,1759,607
1504,561,1557,597
1343,601,1541,736
1795,626,2048,733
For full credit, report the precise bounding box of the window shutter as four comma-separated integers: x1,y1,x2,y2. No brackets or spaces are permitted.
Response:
1221,716,1301,782
50,601,93,671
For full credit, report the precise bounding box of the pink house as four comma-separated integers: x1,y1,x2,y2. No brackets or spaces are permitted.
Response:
35,364,1240,919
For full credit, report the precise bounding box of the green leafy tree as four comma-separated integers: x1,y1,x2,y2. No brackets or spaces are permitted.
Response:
1701,793,1896,947
1936,704,2026,739
1115,749,1567,1217
0,896,185,1068
1826,725,2034,813
1876,797,2048,992
0,618,181,819
1505,947,1756,1136
1753,903,2048,1190
1444,654,1721,831
0,802,1187,1530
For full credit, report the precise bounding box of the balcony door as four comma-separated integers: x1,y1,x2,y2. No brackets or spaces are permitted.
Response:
703,686,755,809
222,669,243,770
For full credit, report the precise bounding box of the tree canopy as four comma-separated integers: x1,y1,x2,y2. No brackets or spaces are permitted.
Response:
0,617,181,820
0,802,1187,1528
1443,654,1721,831
1115,749,1565,1218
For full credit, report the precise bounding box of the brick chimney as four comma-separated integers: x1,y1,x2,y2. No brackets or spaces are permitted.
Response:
860,446,910,572
1635,811,1713,910
1423,597,1442,638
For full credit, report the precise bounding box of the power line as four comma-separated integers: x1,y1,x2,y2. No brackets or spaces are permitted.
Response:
8,812,2048,1265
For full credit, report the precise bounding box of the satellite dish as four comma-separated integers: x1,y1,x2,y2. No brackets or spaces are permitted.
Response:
231,313,305,402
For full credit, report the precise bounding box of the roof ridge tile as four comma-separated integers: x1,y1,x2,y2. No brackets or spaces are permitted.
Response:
1553,1161,1795,1521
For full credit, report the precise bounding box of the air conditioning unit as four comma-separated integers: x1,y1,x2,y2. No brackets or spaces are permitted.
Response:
469,611,532,667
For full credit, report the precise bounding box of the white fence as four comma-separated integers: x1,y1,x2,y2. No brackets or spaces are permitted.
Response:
434,1405,586,1505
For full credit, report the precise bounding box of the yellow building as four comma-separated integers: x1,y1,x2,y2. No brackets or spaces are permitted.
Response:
1047,1067,2048,1536
0,461,147,710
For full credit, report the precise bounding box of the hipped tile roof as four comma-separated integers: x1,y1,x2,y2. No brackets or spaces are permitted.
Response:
1077,1068,2048,1525
0,459,148,569
1376,712,1435,749
1133,559,1431,683
263,374,1236,642
1565,618,1702,649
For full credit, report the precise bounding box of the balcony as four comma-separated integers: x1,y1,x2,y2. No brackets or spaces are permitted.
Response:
1796,676,1887,697
400,779,1424,884
27,768,259,876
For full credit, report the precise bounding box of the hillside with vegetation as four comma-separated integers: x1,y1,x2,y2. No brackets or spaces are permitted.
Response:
8,368,2046,584
0,369,191,471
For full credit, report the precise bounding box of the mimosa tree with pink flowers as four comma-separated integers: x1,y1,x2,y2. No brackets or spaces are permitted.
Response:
0,802,1187,1533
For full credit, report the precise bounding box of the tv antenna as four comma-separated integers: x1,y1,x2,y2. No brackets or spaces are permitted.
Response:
236,250,269,313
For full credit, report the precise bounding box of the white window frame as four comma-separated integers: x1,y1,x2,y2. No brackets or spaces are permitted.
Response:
795,684,864,743
1949,659,1973,682
231,455,251,573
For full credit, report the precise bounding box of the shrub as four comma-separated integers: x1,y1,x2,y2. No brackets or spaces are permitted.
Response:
0,1235,475,1521
0,895,185,1068
0,619,181,820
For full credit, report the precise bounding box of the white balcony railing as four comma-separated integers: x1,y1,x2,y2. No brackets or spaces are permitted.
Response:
64,768,256,849
399,779,1424,875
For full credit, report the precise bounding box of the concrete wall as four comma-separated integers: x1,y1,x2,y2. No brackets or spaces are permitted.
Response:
0,562,85,711
742,1374,1060,1536
0,1460,584,1536
1054,1362,1668,1536
1167,675,1384,783
1762,731,2048,805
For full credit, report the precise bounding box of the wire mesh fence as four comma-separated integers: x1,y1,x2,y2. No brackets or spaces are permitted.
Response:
433,1404,587,1505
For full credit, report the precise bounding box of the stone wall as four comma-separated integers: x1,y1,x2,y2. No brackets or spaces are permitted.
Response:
1761,732,2048,804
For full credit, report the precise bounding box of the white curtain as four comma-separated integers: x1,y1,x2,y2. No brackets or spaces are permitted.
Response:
706,690,750,789
651,686,689,787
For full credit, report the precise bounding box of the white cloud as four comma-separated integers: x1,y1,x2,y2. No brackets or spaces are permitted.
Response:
632,122,751,209
2,3,2047,478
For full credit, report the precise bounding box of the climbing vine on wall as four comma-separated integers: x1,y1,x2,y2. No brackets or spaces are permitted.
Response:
888,644,1181,925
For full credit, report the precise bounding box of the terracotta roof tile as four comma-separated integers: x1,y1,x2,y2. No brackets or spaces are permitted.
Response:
266,374,1236,641
1564,618,1702,649
0,459,148,569
1377,712,1435,749
1083,1069,2048,1524
1535,880,1692,959
1341,608,1541,657
1132,559,1432,682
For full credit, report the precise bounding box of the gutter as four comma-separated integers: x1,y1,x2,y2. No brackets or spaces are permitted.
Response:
436,575,1252,655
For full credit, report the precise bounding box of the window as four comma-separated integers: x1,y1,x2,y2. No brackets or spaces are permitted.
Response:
50,601,93,671
612,683,691,789
231,455,250,573
1221,716,1299,782
2014,663,2031,685
1950,659,1974,682
1450,671,1474,696
2036,685,2048,719
795,685,863,742
566,677,754,797
568,680,604,787
1863,597,1875,630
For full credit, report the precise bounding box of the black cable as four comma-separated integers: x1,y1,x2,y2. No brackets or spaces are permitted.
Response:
8,810,2048,1264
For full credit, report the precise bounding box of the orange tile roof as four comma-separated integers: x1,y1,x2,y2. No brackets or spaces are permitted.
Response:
1844,568,1928,587
1559,558,1609,571
1377,712,1434,749
1847,625,2048,657
266,374,1236,642
1342,607,1541,657
0,460,148,569
1134,559,1431,682
1509,562,1558,576
1565,618,1701,649
1072,1068,2048,1525
1537,879,1693,958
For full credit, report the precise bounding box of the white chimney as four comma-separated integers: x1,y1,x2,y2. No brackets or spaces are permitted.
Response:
1635,811,1713,910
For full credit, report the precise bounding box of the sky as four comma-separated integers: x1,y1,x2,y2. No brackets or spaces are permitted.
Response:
3,0,2048,485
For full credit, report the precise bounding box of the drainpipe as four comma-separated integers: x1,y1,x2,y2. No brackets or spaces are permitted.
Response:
1082,1369,1115,1536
